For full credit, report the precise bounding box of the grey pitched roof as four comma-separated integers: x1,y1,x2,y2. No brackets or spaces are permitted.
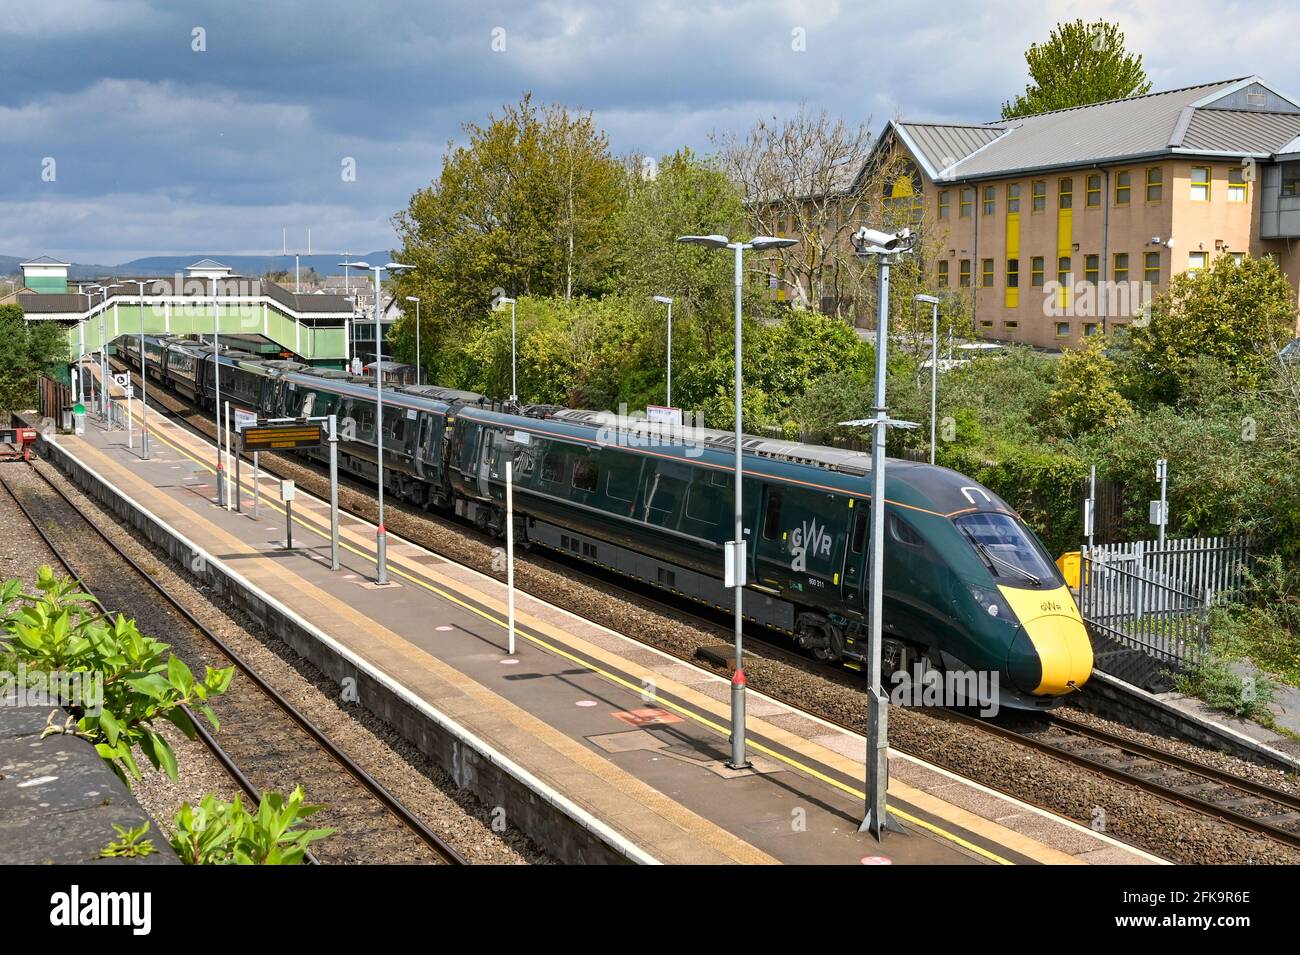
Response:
892,123,1007,178
187,258,230,270
885,76,1300,183
1179,109,1300,154
19,255,70,267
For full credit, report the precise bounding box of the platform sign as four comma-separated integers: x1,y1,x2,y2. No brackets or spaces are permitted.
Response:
647,405,683,426
239,421,324,451
234,409,258,432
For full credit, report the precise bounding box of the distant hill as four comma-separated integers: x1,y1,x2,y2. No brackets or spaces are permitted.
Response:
1,252,391,280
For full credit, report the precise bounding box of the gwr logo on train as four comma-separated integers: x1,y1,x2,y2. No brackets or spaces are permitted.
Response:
790,518,833,572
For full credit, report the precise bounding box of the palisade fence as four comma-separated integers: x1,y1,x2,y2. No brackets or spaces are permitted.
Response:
1079,535,1251,669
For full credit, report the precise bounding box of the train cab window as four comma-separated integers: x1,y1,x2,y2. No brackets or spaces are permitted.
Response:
889,513,925,548
573,458,598,493
762,492,782,540
541,448,571,485
953,512,1059,586
710,468,731,487
850,508,868,553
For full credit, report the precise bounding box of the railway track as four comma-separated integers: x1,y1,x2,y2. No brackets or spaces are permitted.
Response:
0,460,467,865
969,710,1300,849
102,358,1300,857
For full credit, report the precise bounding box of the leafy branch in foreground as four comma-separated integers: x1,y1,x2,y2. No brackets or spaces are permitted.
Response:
2,566,234,787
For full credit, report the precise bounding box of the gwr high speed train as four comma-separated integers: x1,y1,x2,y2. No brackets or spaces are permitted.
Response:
121,334,1094,709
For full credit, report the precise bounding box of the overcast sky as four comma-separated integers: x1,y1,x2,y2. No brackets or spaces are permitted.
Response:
3,0,1299,263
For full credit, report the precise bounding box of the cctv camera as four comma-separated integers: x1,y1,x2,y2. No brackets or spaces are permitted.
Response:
852,227,913,254
1165,237,1175,249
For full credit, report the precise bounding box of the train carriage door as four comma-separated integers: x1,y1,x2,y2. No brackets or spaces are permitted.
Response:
755,487,845,606
841,499,868,609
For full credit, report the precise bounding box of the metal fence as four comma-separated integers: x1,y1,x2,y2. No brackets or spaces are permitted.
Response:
1079,536,1250,665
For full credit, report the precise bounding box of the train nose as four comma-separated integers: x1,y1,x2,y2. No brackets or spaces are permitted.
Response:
1001,587,1094,696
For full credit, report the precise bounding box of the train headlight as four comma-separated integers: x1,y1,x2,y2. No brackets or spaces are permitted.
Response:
964,582,1017,623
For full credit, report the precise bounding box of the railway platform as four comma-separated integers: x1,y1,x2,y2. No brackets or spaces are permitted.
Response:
36,376,1164,865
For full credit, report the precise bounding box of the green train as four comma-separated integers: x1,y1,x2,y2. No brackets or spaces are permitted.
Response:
124,335,1094,710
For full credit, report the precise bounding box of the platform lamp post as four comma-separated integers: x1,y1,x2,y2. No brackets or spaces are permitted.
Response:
653,295,674,406
210,275,226,506
675,233,796,770
492,295,518,403
343,260,416,585
841,226,918,840
100,284,124,428
129,279,153,459
83,285,107,418
405,296,421,385
916,294,941,466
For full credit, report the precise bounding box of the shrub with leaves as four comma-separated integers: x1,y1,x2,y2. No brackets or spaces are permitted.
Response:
2,567,233,787
170,787,334,865
99,822,157,859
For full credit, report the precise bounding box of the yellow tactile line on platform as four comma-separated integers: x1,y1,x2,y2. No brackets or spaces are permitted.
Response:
120,396,1082,864
62,434,776,865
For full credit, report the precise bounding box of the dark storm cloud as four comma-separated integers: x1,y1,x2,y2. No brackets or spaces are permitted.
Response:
2,0,1297,261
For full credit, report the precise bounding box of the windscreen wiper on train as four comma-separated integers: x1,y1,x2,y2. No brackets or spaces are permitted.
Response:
959,528,1041,586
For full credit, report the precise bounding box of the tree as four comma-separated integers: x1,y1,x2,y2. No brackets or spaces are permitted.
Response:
390,94,623,376
0,304,66,424
715,105,898,319
612,149,749,353
1044,336,1132,436
1128,254,1298,402
1001,19,1151,119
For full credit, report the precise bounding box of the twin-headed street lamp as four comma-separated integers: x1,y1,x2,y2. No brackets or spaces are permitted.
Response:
674,234,796,770
341,260,416,585
841,226,917,840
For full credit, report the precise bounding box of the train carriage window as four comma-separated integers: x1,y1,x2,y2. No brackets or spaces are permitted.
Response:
573,457,598,493
685,479,725,527
605,457,640,503
762,491,783,540
541,447,571,485
709,468,731,487
850,508,868,553
642,461,690,527
889,513,925,548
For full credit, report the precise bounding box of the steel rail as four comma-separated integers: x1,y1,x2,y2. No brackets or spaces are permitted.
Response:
1,464,466,865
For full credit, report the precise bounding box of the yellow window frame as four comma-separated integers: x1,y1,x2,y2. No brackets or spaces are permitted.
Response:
1145,166,1162,202
1144,251,1160,285
1086,174,1101,207
1115,170,1131,205
1190,166,1211,201
1113,252,1129,283
1227,167,1247,203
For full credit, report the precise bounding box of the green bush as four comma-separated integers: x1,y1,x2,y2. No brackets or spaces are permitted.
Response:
170,787,334,865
